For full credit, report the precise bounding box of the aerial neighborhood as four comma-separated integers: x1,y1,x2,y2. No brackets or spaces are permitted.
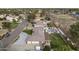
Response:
0,9,79,51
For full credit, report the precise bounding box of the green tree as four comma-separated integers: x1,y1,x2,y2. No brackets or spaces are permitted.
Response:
47,23,52,27
45,16,51,21
43,45,51,51
27,13,35,22
2,22,11,30
69,22,79,42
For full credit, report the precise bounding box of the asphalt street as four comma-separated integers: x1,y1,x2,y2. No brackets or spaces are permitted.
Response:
2,20,28,47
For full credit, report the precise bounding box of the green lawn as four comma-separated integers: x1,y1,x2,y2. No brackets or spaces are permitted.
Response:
50,33,73,51
10,22,18,29
23,29,33,35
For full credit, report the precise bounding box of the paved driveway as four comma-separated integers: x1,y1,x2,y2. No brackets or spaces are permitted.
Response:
7,32,29,51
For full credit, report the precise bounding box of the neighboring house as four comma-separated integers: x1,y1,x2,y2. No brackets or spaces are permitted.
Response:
6,15,13,22
0,14,6,19
13,16,19,21
6,14,19,22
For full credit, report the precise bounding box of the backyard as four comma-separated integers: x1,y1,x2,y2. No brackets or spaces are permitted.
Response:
50,33,73,51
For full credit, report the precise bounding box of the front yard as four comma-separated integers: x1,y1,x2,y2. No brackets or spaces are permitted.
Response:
10,22,18,29
23,29,33,35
